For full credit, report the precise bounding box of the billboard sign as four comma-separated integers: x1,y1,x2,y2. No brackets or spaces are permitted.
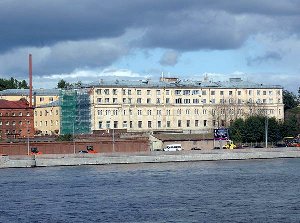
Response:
214,128,229,140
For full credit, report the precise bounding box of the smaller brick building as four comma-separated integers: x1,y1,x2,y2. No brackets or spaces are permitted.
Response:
0,98,34,140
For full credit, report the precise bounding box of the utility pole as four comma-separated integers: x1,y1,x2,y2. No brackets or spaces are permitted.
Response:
265,117,268,148
73,122,76,154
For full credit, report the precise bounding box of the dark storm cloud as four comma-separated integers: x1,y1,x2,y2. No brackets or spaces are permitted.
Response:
247,51,283,66
1,0,300,53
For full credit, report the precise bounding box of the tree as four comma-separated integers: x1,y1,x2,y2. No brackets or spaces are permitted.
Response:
283,90,299,110
0,77,28,91
57,79,67,89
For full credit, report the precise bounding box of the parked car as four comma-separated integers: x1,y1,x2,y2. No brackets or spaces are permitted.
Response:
163,144,183,151
191,147,201,150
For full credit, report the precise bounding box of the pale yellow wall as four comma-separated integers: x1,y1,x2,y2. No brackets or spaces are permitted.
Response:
34,106,60,135
0,95,59,107
91,86,284,133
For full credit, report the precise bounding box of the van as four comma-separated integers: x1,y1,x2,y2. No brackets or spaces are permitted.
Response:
163,144,183,151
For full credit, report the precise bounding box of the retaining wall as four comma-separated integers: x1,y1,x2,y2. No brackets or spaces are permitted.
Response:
1,148,299,168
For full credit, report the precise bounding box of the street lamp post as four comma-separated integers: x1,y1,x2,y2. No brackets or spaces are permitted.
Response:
265,117,268,148
73,122,76,154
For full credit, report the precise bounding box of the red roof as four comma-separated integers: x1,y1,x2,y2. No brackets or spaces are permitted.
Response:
0,99,31,109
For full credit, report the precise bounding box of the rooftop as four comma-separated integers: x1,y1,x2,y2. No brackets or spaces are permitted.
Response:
0,99,31,109
0,88,60,96
88,77,283,89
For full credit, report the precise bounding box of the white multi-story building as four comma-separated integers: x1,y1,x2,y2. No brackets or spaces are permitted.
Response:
90,77,284,133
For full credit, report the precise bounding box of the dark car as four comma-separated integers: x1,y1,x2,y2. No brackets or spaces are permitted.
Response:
191,147,201,150
78,150,88,154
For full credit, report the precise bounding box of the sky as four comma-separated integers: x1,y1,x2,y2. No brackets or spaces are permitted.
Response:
0,0,300,93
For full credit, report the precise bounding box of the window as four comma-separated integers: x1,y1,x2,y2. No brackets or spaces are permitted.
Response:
113,98,117,104
166,90,170,95
210,99,215,104
204,120,207,127
147,90,151,95
12,121,16,126
229,91,233,95
178,120,182,127
175,90,181,95
56,110,59,115
195,120,199,127
202,90,207,95
238,91,241,96
249,90,252,95
156,98,161,104
105,98,110,103
156,90,161,95
96,89,102,95
106,121,111,129
192,99,198,104
157,110,162,115
257,90,260,95
177,109,181,115
6,121,9,125
137,90,141,95
112,89,117,95
123,121,127,128
194,109,199,115
123,98,126,103
19,112,22,116
183,90,190,95
148,121,152,128
186,109,190,115
187,120,190,127
211,91,215,95
137,98,142,104
128,90,132,95
184,99,190,104
192,90,199,95
263,91,266,95
97,98,102,103
104,89,109,95
130,121,133,128
12,112,16,116
138,110,142,115
113,110,118,115
166,98,170,104
40,111,42,116
157,121,162,128
167,121,171,128
166,110,171,115
220,91,224,96
0,121,2,126
40,97,44,102
175,98,182,104
114,121,118,129
147,110,152,115
202,99,206,104
138,121,142,128
49,97,54,102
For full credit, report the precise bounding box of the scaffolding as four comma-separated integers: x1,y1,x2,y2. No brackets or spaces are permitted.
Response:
60,89,91,135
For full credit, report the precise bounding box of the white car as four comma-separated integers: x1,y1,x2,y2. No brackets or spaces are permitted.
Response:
163,144,183,151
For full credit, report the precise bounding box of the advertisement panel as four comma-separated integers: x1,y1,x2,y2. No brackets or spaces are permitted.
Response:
214,128,229,140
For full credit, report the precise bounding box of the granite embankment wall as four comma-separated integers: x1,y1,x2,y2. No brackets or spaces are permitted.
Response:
0,138,148,155
1,148,299,168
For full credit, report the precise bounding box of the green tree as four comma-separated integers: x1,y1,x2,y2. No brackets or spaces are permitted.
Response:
0,77,28,91
283,90,299,110
57,79,67,89
229,118,245,142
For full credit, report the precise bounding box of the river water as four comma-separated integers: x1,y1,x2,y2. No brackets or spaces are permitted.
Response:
1,158,300,223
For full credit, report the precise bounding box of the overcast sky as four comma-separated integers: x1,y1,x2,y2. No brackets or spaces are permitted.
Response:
0,0,300,92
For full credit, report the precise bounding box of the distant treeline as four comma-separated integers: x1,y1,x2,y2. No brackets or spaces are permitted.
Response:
0,77,29,91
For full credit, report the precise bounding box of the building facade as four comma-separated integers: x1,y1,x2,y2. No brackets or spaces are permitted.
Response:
0,89,59,107
0,99,34,140
90,77,284,133
34,101,60,136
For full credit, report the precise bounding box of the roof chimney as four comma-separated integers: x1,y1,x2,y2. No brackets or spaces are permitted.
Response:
29,54,33,107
